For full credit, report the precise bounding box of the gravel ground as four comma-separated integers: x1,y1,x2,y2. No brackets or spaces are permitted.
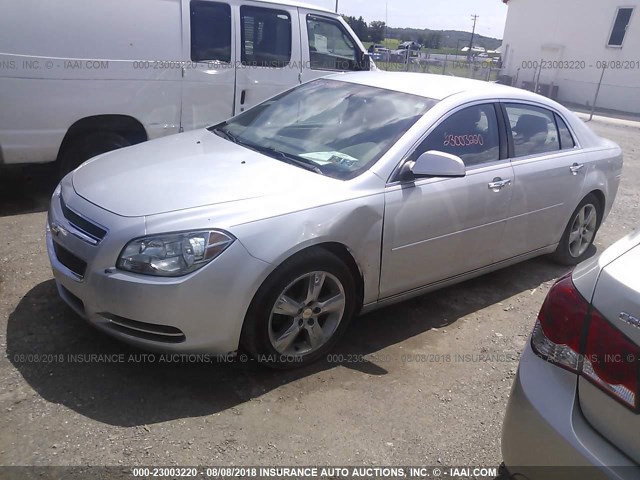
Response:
0,118,638,471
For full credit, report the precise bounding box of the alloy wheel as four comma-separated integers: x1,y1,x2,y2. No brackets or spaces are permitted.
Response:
568,203,597,258
268,271,346,356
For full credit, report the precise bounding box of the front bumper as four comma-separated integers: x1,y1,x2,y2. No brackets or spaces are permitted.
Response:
46,183,272,354
502,343,638,480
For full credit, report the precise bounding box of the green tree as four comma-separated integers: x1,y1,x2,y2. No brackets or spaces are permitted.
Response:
425,32,442,49
369,21,386,43
342,15,369,42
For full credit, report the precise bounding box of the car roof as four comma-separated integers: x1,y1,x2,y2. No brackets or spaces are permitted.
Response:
330,71,540,102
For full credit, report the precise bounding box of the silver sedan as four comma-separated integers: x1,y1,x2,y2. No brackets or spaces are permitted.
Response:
46,72,623,368
502,231,640,478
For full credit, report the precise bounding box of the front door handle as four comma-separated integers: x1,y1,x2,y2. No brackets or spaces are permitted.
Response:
488,178,511,191
570,163,584,175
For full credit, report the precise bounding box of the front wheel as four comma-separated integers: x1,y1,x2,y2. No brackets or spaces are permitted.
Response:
59,131,130,176
241,249,357,369
552,193,602,266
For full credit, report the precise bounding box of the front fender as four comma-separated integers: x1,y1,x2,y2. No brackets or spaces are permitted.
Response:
232,196,385,305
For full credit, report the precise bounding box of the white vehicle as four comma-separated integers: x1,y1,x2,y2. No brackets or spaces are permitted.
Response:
0,0,371,173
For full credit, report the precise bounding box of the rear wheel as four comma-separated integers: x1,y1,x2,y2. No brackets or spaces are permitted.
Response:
59,131,130,176
552,193,602,266
241,249,356,369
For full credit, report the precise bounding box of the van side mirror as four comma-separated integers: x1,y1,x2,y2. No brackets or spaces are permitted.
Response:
357,52,371,71
402,151,466,180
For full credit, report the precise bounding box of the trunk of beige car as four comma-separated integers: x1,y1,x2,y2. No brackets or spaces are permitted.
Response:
578,248,640,464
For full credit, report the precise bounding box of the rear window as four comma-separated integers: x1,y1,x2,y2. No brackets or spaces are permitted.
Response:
190,1,232,63
505,104,560,157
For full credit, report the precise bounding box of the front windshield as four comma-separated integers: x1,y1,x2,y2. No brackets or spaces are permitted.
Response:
210,79,437,180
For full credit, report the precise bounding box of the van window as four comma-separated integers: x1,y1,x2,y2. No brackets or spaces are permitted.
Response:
241,6,292,68
190,1,232,63
307,15,360,71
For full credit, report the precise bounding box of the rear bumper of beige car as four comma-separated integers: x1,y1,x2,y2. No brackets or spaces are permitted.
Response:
502,343,639,480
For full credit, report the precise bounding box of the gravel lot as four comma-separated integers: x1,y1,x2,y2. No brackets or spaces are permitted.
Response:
0,118,638,470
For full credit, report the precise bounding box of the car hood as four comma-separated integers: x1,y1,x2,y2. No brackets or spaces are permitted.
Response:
72,129,334,217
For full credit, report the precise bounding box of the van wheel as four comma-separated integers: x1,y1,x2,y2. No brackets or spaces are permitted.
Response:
552,193,602,266
241,249,356,369
59,131,130,176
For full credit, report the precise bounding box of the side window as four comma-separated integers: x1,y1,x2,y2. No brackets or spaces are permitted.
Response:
306,15,359,71
241,6,292,68
555,114,576,150
505,104,559,157
412,104,500,168
190,1,232,63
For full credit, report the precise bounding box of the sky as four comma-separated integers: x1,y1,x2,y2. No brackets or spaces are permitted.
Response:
304,0,509,39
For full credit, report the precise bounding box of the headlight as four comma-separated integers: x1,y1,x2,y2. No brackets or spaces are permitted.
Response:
117,230,235,277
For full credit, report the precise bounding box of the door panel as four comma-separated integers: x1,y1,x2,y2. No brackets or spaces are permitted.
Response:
182,0,237,130
380,102,513,298
234,2,302,114
380,165,514,298
501,103,586,258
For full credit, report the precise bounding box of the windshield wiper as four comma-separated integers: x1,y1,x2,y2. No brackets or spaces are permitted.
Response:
209,126,323,175
210,125,237,143
254,145,324,175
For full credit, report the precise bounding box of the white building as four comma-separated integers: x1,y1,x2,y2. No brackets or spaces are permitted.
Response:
501,0,640,113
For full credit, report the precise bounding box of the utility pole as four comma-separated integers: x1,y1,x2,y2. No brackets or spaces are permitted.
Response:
468,14,479,60
335,0,338,13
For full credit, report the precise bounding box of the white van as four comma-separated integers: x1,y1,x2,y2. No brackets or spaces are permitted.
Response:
0,0,371,172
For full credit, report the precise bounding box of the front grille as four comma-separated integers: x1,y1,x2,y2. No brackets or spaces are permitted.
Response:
53,241,87,278
100,313,186,343
60,196,107,243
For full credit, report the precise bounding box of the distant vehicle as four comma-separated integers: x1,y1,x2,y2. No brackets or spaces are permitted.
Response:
503,230,640,478
368,44,391,61
399,41,421,51
477,52,489,58
371,48,391,61
47,72,622,368
0,0,372,173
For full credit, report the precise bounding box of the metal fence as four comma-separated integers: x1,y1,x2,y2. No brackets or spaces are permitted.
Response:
374,52,501,82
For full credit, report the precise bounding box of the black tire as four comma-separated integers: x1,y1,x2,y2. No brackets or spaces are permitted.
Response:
552,193,603,266
59,131,130,176
241,249,357,369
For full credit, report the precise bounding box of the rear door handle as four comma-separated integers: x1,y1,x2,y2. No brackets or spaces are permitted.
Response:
570,163,584,175
488,178,511,191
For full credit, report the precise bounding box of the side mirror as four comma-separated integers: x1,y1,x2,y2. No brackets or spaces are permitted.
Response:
407,151,466,179
357,52,371,71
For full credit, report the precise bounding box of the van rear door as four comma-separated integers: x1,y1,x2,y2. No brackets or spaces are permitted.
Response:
233,1,302,114
181,0,237,130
